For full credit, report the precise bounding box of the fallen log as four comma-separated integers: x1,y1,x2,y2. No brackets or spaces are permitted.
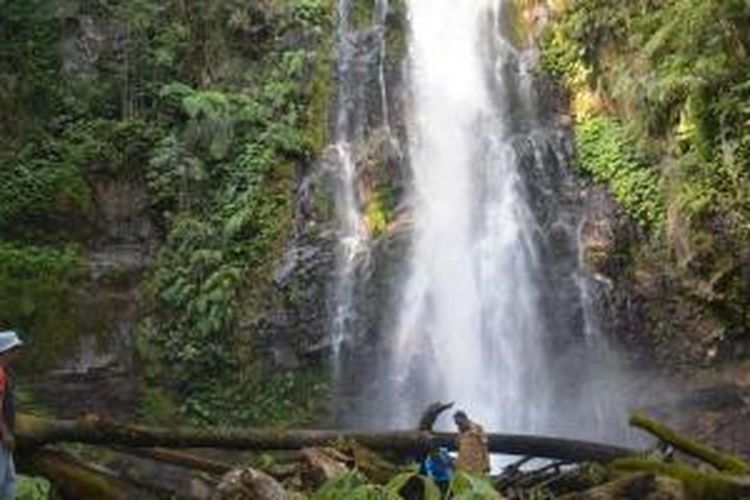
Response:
18,447,178,500
16,414,636,463
20,447,127,500
114,447,235,475
631,412,750,474
560,472,687,500
609,458,750,499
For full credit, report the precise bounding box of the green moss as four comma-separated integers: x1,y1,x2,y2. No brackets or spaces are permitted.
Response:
502,0,526,49
139,386,180,426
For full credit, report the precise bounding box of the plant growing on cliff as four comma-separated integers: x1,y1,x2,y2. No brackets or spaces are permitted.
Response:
575,117,665,228
139,0,333,424
542,0,750,239
541,0,750,342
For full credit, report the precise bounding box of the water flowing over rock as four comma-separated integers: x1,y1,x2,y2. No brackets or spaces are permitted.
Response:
329,0,633,443
324,0,403,375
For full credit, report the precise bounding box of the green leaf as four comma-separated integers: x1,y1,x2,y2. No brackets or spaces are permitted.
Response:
449,472,501,500
385,472,442,500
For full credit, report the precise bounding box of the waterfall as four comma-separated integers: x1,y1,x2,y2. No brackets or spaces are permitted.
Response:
359,0,631,440
325,0,632,442
375,0,549,431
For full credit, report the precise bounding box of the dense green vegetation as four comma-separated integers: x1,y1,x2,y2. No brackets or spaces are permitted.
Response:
541,0,750,343
139,45,328,426
543,0,750,237
0,0,333,425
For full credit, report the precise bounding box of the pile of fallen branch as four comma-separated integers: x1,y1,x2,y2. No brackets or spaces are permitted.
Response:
12,406,750,499
490,412,750,499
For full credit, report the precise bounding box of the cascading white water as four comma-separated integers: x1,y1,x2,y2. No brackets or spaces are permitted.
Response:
329,1,367,372
326,0,633,443
380,0,553,432
329,143,367,372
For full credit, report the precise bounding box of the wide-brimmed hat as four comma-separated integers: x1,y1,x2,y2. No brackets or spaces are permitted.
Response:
0,331,22,354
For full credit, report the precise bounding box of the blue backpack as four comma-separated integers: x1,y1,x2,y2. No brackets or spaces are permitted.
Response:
421,447,454,482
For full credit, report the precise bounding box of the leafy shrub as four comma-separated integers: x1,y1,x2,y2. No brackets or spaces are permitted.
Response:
181,368,328,427
314,471,499,500
0,146,91,232
289,0,331,28
16,475,51,500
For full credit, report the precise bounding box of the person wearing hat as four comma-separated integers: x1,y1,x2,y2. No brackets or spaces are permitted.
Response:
0,331,21,499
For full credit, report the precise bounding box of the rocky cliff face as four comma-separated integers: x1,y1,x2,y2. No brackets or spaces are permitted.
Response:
523,0,750,453
16,9,160,417
2,0,415,423
29,178,156,418
518,0,749,372
272,0,412,416
0,0,339,422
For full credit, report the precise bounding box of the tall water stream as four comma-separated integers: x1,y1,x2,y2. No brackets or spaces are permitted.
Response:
328,0,391,376
329,0,630,441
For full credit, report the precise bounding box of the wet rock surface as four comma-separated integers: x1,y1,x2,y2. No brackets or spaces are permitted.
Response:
23,176,156,419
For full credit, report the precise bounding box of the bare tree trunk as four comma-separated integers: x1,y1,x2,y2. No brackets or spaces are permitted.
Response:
16,414,636,463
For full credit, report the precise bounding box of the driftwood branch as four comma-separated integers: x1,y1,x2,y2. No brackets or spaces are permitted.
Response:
417,401,454,431
16,414,636,463
630,411,750,474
